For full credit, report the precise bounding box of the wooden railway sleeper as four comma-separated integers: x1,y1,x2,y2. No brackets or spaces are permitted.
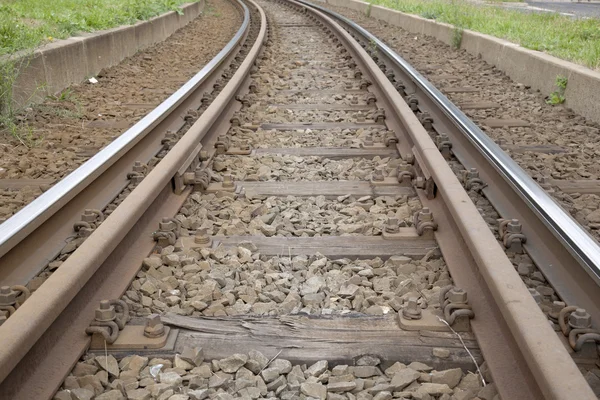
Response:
498,218,527,253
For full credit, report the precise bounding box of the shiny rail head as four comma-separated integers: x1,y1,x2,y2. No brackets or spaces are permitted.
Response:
0,0,251,258
298,0,600,286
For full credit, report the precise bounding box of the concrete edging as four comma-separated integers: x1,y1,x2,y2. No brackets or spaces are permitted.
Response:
319,0,600,125
7,1,206,107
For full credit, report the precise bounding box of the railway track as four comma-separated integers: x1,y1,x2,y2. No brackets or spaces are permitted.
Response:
0,0,598,399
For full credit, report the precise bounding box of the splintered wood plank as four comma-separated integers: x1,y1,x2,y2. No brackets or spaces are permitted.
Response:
159,313,481,371
265,104,375,111
253,147,398,159
197,235,438,259
260,122,383,131
503,144,567,154
458,101,501,110
238,181,413,197
481,119,530,128
0,179,54,190
277,89,367,95
552,180,600,195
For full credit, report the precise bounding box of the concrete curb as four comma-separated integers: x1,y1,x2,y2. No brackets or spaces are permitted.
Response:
5,1,206,107
319,0,600,125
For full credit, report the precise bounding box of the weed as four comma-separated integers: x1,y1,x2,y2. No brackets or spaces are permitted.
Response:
0,54,46,147
451,26,463,49
546,75,568,105
421,11,438,19
204,4,222,17
368,38,378,55
49,88,74,102
366,3,373,17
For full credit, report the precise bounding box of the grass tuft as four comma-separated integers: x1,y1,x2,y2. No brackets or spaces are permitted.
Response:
367,0,600,70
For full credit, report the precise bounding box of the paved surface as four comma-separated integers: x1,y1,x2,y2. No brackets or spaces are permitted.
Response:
494,0,600,17
528,1,600,17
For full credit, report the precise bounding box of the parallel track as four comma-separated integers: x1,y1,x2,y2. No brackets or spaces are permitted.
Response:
0,0,598,399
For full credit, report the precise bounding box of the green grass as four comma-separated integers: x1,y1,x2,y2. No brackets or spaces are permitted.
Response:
0,0,190,56
369,0,600,70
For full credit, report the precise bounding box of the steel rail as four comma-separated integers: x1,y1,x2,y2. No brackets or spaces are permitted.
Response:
0,0,256,392
288,0,596,398
0,0,250,281
299,1,600,317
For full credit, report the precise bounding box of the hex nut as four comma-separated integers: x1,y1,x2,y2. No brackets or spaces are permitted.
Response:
569,308,592,329
144,314,166,338
95,300,116,322
159,218,177,231
0,286,17,306
447,288,468,304
506,219,522,234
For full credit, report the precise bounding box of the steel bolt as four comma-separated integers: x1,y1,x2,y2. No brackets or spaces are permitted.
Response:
159,218,177,231
418,207,434,222
222,174,235,189
569,308,592,329
385,217,400,234
506,219,522,234
372,170,385,182
447,288,468,304
398,162,411,173
465,168,479,180
195,228,211,245
81,209,97,223
132,161,146,173
95,300,116,322
144,314,166,338
0,286,17,306
402,297,422,320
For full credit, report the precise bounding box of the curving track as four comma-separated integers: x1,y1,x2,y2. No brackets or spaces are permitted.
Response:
0,0,598,399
